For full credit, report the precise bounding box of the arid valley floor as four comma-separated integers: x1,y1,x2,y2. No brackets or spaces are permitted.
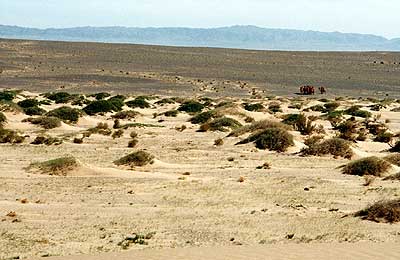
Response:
1,40,400,259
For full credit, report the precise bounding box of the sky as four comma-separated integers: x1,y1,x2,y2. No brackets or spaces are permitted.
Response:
0,0,399,39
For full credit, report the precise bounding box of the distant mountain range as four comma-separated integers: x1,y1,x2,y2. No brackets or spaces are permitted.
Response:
1,24,399,51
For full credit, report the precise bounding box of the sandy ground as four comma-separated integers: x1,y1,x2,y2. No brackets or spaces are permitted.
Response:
34,243,400,260
1,93,400,259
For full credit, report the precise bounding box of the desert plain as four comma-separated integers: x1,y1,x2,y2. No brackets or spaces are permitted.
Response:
0,39,400,260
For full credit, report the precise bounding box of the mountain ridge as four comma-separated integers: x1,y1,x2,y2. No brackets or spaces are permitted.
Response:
1,24,399,51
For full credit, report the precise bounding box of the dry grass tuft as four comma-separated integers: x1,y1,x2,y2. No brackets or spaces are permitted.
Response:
340,157,391,177
355,199,400,223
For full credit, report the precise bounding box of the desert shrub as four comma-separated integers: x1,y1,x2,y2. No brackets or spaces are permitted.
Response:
383,154,400,166
374,131,394,143
0,100,22,113
17,99,40,108
70,95,88,106
229,119,291,137
90,92,111,100
23,116,61,129
178,101,204,113
243,103,264,112
390,141,400,152
83,99,123,115
73,137,83,144
46,106,82,123
244,116,255,123
28,156,78,176
345,106,371,118
214,138,224,146
324,102,340,112
304,135,325,147
282,114,315,135
164,110,179,117
190,110,217,124
256,162,271,169
0,90,17,101
44,92,73,104
200,117,242,132
23,106,46,116
0,128,25,144
130,131,138,139
112,110,140,120
87,122,112,136
391,107,400,112
308,104,325,112
288,103,302,109
369,104,385,111
113,119,121,129
31,136,62,146
114,150,154,167
340,157,391,177
128,139,138,148
0,112,6,127
175,125,187,132
354,199,400,223
155,98,175,105
336,119,359,141
126,97,151,109
112,129,124,139
236,128,294,152
268,102,282,113
301,138,353,159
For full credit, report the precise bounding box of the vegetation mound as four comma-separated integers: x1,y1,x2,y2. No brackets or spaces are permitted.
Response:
178,101,204,113
0,112,6,127
383,154,400,166
243,103,264,112
46,106,82,123
355,199,400,223
0,128,25,144
114,151,154,167
301,138,353,159
83,99,124,115
112,110,140,120
126,97,151,109
229,120,291,137
200,117,242,132
23,116,61,129
28,156,78,176
340,157,391,177
236,128,294,152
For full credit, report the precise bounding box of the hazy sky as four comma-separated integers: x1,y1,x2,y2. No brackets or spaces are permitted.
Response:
0,0,399,38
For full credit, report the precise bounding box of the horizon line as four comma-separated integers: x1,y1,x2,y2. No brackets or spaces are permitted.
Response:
1,24,398,41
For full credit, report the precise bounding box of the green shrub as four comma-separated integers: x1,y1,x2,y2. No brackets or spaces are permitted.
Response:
31,136,62,146
114,150,154,167
229,119,291,137
243,103,264,112
0,112,6,127
126,98,150,109
0,128,25,144
44,92,73,104
178,101,204,113
354,199,400,223
340,157,391,176
345,106,371,118
155,98,175,105
90,92,111,100
83,99,123,115
0,91,17,101
164,110,179,117
23,106,46,116
23,116,61,129
236,128,294,152
324,102,340,112
200,117,242,132
308,105,325,112
0,100,22,113
301,138,353,159
17,99,40,108
268,102,282,113
112,110,140,120
190,110,217,124
374,131,394,143
28,156,78,175
336,119,359,141
365,121,387,136
282,114,315,135
46,106,82,123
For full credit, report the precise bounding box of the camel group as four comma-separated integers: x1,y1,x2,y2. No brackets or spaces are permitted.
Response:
300,85,326,95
